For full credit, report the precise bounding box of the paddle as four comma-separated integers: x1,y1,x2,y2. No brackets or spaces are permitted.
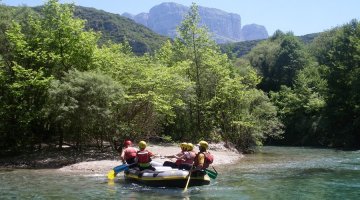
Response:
183,165,193,192
205,169,217,179
107,164,130,180
205,166,218,179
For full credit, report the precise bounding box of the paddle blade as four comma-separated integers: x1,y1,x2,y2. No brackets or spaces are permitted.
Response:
205,169,218,179
107,170,116,180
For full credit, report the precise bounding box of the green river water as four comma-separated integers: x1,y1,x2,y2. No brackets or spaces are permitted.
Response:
1,146,360,199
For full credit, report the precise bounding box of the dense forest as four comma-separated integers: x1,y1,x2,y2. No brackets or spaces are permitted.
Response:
0,0,359,156
220,33,319,60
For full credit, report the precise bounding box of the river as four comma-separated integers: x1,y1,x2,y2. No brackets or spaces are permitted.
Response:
1,146,359,199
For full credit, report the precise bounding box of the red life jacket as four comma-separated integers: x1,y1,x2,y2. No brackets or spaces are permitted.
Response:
175,151,185,166
204,152,214,166
137,150,152,164
124,147,137,160
175,159,183,166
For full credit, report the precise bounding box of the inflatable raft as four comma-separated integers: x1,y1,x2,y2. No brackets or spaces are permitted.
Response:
124,163,211,188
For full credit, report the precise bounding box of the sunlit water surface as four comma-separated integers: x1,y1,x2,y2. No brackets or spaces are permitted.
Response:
1,146,359,199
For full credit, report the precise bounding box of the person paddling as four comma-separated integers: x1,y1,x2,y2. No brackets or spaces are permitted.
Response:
163,142,188,168
136,141,156,171
120,140,138,165
178,143,196,170
193,141,214,174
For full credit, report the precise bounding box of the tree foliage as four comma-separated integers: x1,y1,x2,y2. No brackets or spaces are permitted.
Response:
1,0,99,152
3,0,359,153
6,0,99,77
157,3,283,150
170,3,231,137
246,31,310,92
92,42,191,141
271,64,328,145
320,20,360,148
220,33,319,60
44,70,124,149
0,65,52,152
264,20,360,148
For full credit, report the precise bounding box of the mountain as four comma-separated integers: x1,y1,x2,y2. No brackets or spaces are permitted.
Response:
123,2,269,43
72,6,168,55
241,24,269,41
30,6,168,55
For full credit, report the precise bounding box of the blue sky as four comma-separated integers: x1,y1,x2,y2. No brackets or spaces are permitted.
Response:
2,0,360,36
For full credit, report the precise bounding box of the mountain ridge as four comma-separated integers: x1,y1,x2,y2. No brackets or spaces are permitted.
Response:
122,2,269,43
73,6,168,55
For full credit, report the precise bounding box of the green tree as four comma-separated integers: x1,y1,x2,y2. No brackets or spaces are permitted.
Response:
0,4,12,65
44,70,125,149
6,0,99,77
319,20,360,148
247,31,309,92
93,42,191,140
208,62,283,151
171,3,233,138
271,64,328,145
1,0,99,152
158,4,283,151
0,65,52,152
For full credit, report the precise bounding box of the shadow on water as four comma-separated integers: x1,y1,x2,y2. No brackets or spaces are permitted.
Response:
297,167,336,175
105,178,213,200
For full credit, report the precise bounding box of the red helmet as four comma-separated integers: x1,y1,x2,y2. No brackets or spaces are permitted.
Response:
123,140,132,147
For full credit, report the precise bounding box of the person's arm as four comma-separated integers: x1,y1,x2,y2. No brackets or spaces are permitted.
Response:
179,152,189,160
148,150,154,157
164,152,181,158
120,148,125,163
184,151,191,159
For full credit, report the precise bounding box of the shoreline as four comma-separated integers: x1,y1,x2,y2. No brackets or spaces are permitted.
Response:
0,143,243,173
59,143,243,173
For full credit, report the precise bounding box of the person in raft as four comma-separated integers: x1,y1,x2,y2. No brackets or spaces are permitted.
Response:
178,143,196,170
192,141,214,175
136,141,156,171
120,140,138,165
163,142,188,168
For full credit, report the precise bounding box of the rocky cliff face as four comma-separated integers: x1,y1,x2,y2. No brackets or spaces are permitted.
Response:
134,13,149,27
198,6,242,43
241,24,268,41
123,12,149,27
147,2,188,38
123,2,268,43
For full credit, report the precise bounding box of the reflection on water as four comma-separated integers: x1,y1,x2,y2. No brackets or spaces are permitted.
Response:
1,146,359,199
